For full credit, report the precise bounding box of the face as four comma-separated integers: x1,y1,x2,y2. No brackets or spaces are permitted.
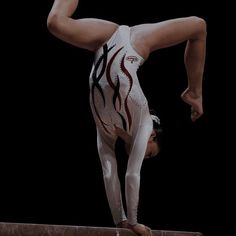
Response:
144,129,160,159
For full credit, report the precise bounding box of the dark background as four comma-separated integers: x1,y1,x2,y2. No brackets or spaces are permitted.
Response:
1,1,232,236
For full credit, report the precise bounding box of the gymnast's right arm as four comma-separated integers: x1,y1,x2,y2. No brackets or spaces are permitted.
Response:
47,0,119,51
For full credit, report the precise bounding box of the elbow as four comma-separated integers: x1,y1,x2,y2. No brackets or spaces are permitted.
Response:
125,172,140,184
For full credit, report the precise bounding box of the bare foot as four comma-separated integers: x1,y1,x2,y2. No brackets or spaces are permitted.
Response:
181,88,203,122
129,223,153,236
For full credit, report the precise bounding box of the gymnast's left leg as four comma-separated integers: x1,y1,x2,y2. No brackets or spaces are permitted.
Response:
130,16,207,122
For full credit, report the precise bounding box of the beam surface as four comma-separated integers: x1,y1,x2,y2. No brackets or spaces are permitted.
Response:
0,222,203,236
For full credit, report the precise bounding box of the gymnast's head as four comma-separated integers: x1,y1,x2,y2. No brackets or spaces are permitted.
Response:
144,109,163,159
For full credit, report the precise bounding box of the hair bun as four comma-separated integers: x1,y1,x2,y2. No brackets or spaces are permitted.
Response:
150,114,160,125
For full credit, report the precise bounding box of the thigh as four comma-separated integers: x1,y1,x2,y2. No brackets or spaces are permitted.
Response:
53,17,119,51
130,16,206,59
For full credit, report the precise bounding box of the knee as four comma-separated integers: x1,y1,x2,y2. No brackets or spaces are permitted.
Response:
47,13,62,34
189,16,207,38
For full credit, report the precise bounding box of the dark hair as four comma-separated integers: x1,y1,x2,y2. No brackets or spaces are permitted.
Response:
149,109,163,153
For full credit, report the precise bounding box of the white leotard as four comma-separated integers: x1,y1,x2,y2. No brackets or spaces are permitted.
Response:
89,25,153,225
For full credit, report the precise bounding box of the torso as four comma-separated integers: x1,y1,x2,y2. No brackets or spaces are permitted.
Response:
89,25,152,139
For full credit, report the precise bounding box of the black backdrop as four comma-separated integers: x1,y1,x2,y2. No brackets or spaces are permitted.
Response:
1,1,232,236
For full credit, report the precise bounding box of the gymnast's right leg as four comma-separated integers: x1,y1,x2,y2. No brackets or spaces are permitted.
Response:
47,0,118,51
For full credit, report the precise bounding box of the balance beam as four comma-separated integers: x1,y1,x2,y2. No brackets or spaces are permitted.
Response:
0,222,203,236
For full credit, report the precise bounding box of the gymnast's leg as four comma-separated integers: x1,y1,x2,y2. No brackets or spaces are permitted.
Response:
130,16,207,121
47,0,118,51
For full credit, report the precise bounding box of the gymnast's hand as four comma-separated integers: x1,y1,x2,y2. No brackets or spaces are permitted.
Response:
129,223,153,236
